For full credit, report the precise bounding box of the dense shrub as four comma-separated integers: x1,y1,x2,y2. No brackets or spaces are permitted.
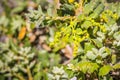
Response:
0,0,120,80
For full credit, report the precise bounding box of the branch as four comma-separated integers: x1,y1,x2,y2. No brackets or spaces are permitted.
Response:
27,66,33,80
13,73,25,80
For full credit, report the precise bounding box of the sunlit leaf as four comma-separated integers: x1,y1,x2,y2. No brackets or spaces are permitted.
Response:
99,65,112,76
113,63,120,69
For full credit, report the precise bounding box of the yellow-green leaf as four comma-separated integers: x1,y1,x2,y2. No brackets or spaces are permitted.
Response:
113,63,120,69
99,65,112,76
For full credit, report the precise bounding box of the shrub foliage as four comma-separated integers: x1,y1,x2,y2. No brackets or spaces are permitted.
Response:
0,0,120,80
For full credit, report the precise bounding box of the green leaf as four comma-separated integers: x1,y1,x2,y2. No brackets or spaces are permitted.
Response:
76,28,82,35
77,14,85,21
84,43,95,53
113,63,120,69
113,31,120,40
81,20,92,29
34,71,48,80
99,65,112,76
93,27,98,35
84,0,100,15
9,39,18,53
111,54,116,64
107,18,116,26
117,3,120,16
11,6,26,13
0,75,5,80
92,39,103,48
78,62,89,73
86,51,96,60
90,3,104,19
78,61,99,73
88,62,99,73
97,31,105,39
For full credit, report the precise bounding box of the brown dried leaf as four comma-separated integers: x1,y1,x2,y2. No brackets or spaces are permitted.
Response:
42,44,51,51
28,33,36,42
61,45,73,59
18,27,26,40
27,1,37,9
39,36,47,44
35,30,41,36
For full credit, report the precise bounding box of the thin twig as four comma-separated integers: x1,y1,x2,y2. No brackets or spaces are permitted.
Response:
27,66,33,80
13,73,25,80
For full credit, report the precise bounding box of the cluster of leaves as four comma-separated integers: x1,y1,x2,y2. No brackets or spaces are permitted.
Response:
26,0,120,79
0,0,61,80
0,39,61,80
1,0,120,80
